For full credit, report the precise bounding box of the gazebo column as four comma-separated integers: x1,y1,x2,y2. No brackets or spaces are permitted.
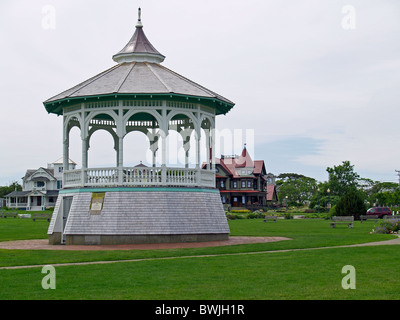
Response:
117,135,124,184
149,137,158,168
63,115,70,186
179,127,192,169
116,109,124,185
63,137,69,171
161,108,168,184
205,128,210,170
81,135,88,187
183,140,190,168
210,125,216,172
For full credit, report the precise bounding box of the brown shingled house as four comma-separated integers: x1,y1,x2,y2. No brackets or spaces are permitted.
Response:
204,146,278,209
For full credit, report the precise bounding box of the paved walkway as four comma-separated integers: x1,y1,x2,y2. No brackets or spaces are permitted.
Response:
1,235,399,270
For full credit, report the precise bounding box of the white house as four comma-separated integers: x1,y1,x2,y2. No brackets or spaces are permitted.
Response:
5,158,76,211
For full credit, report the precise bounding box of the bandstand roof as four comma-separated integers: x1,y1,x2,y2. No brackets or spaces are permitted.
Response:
44,8,234,116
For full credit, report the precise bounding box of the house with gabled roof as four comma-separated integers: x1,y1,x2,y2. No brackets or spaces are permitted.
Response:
204,146,278,209
5,158,76,211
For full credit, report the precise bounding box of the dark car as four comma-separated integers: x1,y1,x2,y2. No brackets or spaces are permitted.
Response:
366,207,392,218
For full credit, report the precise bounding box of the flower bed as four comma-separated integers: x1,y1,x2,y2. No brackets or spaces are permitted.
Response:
372,220,400,234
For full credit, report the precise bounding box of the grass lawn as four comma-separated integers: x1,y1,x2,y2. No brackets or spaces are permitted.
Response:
0,217,399,300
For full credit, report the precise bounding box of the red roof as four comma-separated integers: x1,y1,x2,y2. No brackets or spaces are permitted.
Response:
266,185,277,201
236,147,254,168
206,147,265,178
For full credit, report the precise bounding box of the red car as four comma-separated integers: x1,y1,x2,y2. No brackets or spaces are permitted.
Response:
366,207,392,218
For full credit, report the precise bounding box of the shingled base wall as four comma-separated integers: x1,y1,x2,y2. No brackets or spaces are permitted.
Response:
48,187,230,245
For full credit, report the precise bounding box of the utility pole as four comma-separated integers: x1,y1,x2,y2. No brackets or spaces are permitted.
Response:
396,170,400,190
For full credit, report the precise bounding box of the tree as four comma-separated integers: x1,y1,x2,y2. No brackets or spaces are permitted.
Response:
335,188,366,220
276,173,317,206
326,161,360,197
309,181,340,210
0,182,22,198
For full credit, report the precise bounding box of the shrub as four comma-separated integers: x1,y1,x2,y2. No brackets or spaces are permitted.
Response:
230,210,251,214
335,188,366,220
328,205,337,218
284,213,293,219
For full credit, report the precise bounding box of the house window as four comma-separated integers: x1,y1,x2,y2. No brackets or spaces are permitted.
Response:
36,181,45,188
241,180,246,188
233,181,237,188
248,170,252,174
220,180,224,188
248,181,252,188
59,167,63,173
57,180,62,189
242,196,246,204
221,196,226,203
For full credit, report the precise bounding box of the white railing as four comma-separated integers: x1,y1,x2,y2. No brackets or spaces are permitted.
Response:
64,169,82,188
86,168,119,186
63,167,215,188
124,167,162,185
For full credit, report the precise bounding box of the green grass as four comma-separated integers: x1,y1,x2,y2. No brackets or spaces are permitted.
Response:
0,217,398,299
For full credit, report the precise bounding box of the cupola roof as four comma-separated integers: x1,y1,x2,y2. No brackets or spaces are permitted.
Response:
112,8,165,64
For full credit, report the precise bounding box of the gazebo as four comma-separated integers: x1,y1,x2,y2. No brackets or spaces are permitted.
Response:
44,9,235,245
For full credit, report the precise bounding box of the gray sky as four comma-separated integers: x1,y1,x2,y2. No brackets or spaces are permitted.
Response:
1,0,400,185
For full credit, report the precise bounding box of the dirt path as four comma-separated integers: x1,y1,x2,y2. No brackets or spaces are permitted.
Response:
0,235,399,270
0,236,290,251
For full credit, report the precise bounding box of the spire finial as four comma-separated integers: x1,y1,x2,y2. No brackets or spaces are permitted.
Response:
136,7,143,27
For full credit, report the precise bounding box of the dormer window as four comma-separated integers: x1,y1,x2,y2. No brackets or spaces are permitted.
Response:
36,181,45,188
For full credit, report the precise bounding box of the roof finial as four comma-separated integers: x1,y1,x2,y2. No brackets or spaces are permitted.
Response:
136,7,143,27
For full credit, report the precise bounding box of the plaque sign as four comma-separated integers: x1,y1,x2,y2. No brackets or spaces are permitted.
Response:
90,192,105,215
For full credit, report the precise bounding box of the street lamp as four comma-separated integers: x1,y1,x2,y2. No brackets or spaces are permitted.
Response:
327,188,331,209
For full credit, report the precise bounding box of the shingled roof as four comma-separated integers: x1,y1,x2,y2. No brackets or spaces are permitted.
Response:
43,8,234,116
207,147,266,178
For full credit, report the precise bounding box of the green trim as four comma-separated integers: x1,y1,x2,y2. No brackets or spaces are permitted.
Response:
43,93,234,116
59,187,219,194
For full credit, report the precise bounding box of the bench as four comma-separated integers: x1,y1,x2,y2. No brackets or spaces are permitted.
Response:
330,216,354,228
1,211,18,218
263,215,277,223
360,215,379,223
32,213,52,222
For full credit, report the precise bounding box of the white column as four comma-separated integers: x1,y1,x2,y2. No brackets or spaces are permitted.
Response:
161,105,168,184
205,128,210,170
195,107,201,170
81,137,88,186
81,106,88,187
118,136,124,185
211,119,216,172
63,116,70,190
117,107,124,185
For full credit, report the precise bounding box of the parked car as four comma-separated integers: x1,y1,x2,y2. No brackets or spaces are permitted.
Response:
366,207,392,218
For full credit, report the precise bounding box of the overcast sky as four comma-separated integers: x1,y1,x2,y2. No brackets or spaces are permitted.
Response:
1,0,400,186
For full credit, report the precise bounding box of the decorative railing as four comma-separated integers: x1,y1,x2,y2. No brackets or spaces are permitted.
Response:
63,167,215,189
